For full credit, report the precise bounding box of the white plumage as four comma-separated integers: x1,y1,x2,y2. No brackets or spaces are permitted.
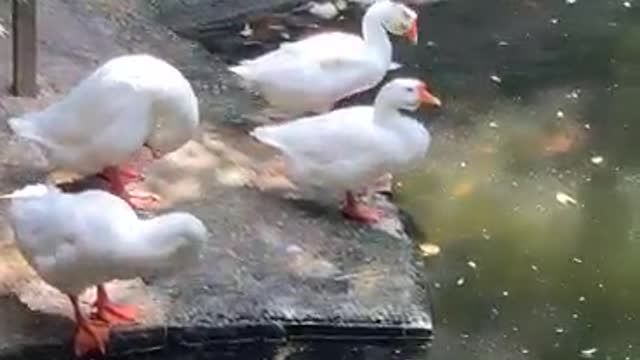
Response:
230,0,418,116
2,183,207,356
5,184,207,296
251,78,441,223
8,54,199,176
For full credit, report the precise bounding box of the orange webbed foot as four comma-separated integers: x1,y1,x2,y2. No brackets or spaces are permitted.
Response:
92,303,138,325
73,318,110,357
124,189,162,211
341,203,383,224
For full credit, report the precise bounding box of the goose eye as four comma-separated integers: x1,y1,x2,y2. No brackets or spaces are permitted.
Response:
405,87,414,93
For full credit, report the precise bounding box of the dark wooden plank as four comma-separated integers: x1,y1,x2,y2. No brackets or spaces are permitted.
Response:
11,0,38,97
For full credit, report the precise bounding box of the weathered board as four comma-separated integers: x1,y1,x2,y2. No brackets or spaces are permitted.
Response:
11,0,38,96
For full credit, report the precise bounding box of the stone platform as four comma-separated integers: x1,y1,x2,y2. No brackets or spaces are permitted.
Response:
0,0,432,358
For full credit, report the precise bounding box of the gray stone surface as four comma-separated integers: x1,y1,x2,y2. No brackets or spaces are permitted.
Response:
0,0,431,357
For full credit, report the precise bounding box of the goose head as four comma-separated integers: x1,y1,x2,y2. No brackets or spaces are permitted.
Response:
371,1,419,44
375,78,442,111
138,212,208,271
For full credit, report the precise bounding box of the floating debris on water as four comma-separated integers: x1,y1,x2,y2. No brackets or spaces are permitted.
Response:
434,281,442,289
498,40,509,46
556,192,578,206
467,260,477,270
550,18,559,24
521,348,530,355
566,0,577,4
580,348,598,358
456,277,466,286
566,89,580,99
452,181,474,198
624,1,632,8
572,313,580,319
590,156,604,165
556,110,565,118
419,243,441,257
426,41,437,47
531,264,539,272
555,327,565,334
502,290,510,297
490,75,502,83
584,123,591,129
572,257,584,264
460,161,467,168
489,121,499,128
579,296,586,302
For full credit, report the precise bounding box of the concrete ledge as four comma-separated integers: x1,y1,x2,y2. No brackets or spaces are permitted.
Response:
0,0,432,357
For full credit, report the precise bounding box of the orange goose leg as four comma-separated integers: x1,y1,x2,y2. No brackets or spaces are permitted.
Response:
340,191,383,224
91,284,138,325
68,294,110,357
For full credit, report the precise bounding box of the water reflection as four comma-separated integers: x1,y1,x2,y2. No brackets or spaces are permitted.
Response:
392,0,640,358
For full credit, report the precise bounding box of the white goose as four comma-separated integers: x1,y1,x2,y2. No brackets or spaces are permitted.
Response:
1,184,207,357
230,0,418,117
8,54,199,210
250,78,441,223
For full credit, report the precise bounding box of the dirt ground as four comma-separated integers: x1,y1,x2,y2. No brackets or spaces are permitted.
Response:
0,0,429,357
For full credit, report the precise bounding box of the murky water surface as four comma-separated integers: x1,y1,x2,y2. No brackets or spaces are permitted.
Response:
393,0,640,359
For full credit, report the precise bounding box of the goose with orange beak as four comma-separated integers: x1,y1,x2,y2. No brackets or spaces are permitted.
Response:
251,78,441,224
230,0,420,118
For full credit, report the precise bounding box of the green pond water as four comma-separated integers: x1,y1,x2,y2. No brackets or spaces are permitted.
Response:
391,0,640,358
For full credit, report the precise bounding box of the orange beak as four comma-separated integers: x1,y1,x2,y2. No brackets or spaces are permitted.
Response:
418,84,441,108
404,20,418,45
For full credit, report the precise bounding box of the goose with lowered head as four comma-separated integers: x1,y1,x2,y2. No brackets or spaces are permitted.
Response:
250,77,441,223
7,54,199,210
1,184,207,357
230,0,419,117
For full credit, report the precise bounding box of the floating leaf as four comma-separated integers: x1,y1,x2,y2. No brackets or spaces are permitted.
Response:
451,181,474,198
419,243,441,257
590,156,604,165
556,192,577,206
580,348,597,358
